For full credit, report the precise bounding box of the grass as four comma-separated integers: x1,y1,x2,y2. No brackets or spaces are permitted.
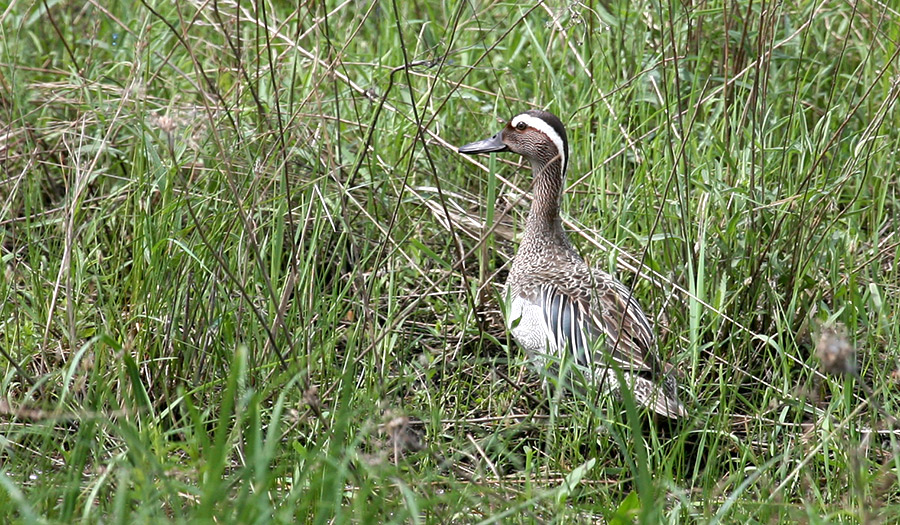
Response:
1,0,899,522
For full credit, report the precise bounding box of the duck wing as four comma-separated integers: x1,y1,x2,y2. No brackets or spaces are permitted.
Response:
521,269,661,375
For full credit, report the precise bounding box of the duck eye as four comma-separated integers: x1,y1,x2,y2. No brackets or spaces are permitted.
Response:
515,122,527,131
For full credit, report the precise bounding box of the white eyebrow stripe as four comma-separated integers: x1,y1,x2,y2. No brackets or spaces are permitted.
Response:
510,113,566,171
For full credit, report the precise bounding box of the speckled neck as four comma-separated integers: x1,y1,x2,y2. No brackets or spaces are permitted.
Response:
523,155,567,244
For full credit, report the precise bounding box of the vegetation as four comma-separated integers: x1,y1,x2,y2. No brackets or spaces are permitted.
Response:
1,0,898,522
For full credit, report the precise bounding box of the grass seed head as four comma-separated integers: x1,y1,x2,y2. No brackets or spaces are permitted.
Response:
816,323,857,377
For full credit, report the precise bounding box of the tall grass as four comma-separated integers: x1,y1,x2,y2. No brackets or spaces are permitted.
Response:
1,0,898,522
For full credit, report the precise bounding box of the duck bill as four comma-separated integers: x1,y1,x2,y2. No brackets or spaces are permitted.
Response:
458,133,508,155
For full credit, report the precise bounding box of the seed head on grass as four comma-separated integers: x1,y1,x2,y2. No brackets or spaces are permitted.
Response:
153,114,177,135
382,411,424,464
816,323,857,377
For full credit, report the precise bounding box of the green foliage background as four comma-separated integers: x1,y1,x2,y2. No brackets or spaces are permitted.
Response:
1,0,898,522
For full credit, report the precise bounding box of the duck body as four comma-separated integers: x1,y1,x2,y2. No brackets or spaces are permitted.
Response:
459,110,687,419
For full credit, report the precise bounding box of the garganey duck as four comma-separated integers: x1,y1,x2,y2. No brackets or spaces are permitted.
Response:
459,110,687,419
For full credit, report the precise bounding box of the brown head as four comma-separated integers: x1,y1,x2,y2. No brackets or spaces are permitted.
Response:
458,110,568,175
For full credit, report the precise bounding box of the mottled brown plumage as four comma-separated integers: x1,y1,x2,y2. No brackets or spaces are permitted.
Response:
459,109,687,418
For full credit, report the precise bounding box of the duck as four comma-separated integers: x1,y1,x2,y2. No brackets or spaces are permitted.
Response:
458,109,687,419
